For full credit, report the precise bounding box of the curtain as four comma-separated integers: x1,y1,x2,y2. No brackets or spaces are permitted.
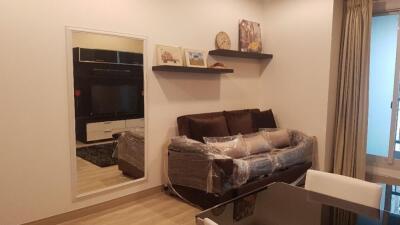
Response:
332,0,372,179
331,208,357,225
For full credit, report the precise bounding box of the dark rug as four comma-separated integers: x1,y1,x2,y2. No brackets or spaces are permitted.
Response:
76,143,117,167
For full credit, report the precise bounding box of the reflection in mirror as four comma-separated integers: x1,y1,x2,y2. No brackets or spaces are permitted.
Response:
71,31,145,195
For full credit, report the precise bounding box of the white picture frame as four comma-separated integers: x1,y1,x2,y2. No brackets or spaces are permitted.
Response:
156,45,183,66
184,49,208,68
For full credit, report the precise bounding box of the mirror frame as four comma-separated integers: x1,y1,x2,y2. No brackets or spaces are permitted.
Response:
65,26,149,200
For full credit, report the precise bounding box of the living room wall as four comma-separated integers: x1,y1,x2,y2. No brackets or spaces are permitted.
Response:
0,0,342,224
261,0,342,170
0,1,265,224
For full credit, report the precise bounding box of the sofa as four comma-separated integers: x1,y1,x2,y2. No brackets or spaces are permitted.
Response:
115,129,145,179
167,109,313,208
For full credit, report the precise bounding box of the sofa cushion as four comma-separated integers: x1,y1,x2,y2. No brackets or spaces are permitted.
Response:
189,116,230,142
204,135,248,158
263,129,290,148
243,132,273,154
252,109,277,130
224,110,254,135
177,109,260,138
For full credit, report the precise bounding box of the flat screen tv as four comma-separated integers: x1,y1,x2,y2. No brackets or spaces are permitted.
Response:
90,84,140,116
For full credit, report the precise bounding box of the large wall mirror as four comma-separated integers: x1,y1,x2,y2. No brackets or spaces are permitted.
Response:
66,28,147,198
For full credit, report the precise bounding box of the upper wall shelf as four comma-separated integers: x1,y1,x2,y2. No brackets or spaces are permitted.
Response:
208,49,273,59
152,65,234,74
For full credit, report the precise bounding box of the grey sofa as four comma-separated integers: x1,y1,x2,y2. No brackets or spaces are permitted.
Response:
167,109,314,208
169,129,313,195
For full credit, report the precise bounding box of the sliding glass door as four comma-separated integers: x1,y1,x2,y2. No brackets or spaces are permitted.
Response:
367,13,400,163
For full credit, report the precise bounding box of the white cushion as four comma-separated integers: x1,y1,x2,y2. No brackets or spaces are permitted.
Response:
204,135,248,158
305,169,382,208
243,132,272,154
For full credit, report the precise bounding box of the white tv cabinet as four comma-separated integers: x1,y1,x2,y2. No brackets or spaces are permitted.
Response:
76,118,144,143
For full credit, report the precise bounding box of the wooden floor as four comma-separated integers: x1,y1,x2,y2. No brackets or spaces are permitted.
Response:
60,191,200,225
77,157,133,194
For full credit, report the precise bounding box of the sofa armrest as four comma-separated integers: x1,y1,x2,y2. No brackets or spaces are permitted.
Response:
288,129,313,148
272,130,314,169
213,158,233,177
168,137,233,194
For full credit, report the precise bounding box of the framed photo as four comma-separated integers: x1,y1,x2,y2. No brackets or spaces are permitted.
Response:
156,45,183,66
184,49,208,68
239,19,262,53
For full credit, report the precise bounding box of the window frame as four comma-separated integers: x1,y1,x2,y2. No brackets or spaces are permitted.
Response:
367,12,400,168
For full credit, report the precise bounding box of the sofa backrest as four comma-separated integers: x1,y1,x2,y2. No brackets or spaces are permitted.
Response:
177,109,260,139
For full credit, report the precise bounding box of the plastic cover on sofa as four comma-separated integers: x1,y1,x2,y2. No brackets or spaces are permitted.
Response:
168,130,313,195
116,128,145,174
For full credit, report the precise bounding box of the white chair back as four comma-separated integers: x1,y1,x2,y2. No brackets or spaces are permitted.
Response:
305,169,382,208
203,218,219,225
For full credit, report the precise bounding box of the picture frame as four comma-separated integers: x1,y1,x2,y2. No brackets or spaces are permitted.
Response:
184,49,208,68
239,19,262,53
156,45,183,66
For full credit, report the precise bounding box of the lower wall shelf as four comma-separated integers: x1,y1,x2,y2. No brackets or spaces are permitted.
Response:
152,65,234,74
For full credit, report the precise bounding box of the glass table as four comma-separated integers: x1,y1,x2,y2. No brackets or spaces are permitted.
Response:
196,182,400,225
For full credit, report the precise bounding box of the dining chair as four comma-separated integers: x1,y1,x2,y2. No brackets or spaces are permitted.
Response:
305,169,382,208
203,218,219,225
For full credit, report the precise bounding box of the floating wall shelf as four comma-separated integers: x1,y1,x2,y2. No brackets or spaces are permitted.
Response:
209,49,273,59
152,65,234,74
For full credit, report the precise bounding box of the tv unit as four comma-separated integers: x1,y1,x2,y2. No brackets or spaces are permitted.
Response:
90,84,139,116
73,47,144,143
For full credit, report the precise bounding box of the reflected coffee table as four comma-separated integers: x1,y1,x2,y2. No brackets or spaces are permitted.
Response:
196,182,400,225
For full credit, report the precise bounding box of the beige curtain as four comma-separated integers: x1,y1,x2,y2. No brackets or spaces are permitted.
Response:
332,208,357,225
333,0,372,179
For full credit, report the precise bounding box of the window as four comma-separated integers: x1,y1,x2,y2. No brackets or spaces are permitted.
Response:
367,13,400,163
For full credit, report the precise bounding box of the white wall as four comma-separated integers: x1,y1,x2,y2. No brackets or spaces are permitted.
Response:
261,0,339,170
0,1,266,224
0,1,343,224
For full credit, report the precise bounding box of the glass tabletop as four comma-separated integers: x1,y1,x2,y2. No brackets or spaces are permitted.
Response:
196,182,400,225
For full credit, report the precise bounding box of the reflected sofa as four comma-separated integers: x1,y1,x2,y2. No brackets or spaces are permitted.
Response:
116,129,145,179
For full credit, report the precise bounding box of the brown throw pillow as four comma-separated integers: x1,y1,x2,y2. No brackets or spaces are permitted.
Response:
189,116,230,142
224,110,254,135
252,109,277,130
